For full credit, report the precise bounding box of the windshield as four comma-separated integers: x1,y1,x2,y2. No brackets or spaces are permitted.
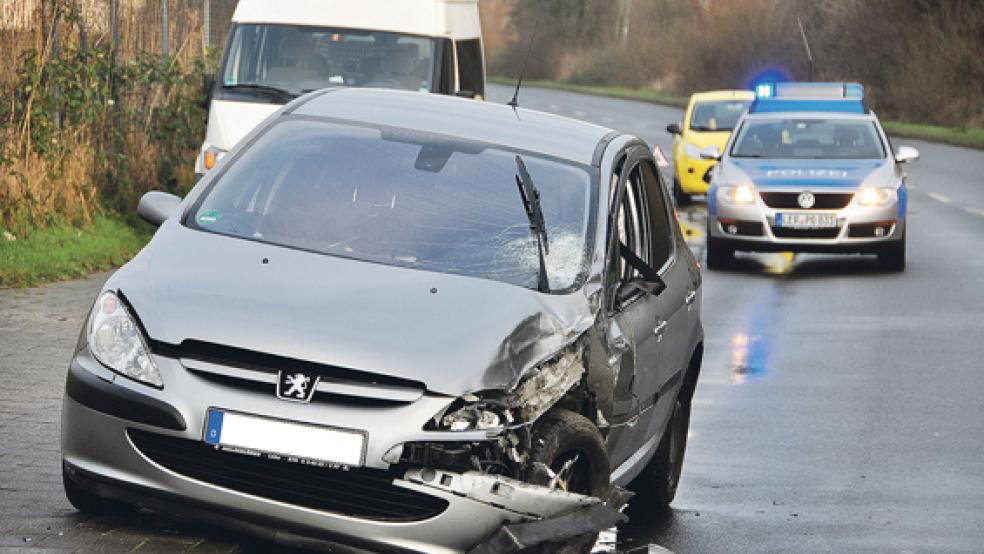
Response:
731,118,887,159
188,119,596,292
689,100,751,132
221,24,439,97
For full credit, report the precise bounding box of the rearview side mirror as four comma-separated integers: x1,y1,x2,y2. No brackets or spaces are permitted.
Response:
201,73,216,109
621,275,667,298
895,146,920,164
138,191,182,227
666,123,682,135
699,146,722,161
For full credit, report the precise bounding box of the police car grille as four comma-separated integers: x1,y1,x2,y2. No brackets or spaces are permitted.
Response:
128,429,449,522
760,192,853,209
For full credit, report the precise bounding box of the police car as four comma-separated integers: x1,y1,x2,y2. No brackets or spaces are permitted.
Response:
703,82,919,271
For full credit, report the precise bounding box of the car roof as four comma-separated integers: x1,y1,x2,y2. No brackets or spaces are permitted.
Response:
742,111,878,121
290,88,617,166
690,90,755,102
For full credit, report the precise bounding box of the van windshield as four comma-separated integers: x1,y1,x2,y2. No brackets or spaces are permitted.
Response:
220,24,440,98
188,119,597,292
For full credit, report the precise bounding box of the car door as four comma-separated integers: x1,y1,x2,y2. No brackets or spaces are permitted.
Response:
604,147,684,466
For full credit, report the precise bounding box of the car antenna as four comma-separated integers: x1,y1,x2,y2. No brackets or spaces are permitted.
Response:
507,16,539,109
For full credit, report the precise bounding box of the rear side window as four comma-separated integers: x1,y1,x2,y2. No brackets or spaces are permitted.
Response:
455,39,485,97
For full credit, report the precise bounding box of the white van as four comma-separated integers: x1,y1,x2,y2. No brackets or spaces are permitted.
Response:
196,0,485,176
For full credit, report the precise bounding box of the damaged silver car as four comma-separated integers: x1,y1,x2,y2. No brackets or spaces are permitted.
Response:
61,88,704,553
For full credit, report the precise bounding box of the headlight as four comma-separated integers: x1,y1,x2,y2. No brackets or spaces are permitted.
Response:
857,187,896,206
202,146,226,170
432,396,513,432
87,291,163,388
718,184,756,204
683,141,702,159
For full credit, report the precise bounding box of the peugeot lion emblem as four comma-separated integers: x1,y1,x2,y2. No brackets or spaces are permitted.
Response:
276,370,320,403
797,191,816,209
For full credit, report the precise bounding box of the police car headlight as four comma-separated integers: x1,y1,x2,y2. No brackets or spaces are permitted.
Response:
683,141,702,159
857,187,895,206
719,184,756,204
86,291,163,388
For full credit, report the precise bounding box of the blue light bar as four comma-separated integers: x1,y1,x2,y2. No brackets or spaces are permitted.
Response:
749,82,866,114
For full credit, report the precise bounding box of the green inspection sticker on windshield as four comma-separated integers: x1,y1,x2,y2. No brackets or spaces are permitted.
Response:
198,210,222,225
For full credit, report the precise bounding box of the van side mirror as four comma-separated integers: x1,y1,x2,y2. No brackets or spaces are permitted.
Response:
138,191,182,227
666,123,682,135
895,146,920,164
201,73,216,109
699,146,722,161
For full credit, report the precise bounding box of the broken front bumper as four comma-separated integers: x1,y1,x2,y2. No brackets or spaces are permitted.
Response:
62,355,620,553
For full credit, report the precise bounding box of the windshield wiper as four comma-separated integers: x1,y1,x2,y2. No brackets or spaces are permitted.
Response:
222,83,297,101
514,155,550,293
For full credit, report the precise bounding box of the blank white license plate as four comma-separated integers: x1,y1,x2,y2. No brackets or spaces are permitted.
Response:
777,212,838,228
204,409,364,467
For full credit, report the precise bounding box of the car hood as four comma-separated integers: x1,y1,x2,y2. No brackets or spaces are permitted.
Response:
108,222,597,397
725,158,896,189
684,130,733,150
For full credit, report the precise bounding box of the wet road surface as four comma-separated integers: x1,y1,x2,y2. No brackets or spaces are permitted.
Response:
1,85,982,553
486,84,984,552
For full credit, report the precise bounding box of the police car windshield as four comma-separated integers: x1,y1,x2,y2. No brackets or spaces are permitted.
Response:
731,118,885,159
689,101,751,132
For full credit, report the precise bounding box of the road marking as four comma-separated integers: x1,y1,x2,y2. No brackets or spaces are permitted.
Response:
964,207,984,217
928,192,951,204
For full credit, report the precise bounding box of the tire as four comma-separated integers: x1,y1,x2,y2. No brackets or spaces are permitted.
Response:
673,177,691,206
526,409,610,554
63,465,135,516
629,398,691,509
878,234,906,272
705,237,734,270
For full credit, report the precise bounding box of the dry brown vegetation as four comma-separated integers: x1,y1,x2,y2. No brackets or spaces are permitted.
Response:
0,0,210,235
484,0,984,129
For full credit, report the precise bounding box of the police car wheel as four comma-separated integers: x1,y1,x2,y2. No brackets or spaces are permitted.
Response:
878,234,906,272
705,238,734,270
63,465,136,515
673,177,691,206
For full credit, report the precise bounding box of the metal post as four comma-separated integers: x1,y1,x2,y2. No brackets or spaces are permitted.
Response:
203,0,211,52
161,0,169,57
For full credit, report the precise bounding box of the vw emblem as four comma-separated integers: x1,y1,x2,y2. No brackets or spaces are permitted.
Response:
797,191,816,209
276,370,320,403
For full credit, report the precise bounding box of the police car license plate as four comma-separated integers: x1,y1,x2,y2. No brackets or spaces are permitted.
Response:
777,212,838,229
204,409,364,467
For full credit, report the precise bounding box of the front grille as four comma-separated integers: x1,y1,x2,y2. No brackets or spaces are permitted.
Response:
760,192,853,209
771,227,840,239
128,429,448,522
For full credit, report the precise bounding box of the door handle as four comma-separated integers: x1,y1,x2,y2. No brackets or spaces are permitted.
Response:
654,320,668,338
685,289,697,305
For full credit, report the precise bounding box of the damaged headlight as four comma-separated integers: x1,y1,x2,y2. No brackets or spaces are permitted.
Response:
435,395,514,432
429,343,586,431
86,291,163,388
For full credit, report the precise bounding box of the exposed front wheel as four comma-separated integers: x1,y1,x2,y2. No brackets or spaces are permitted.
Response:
526,409,610,554
63,465,135,516
705,237,735,270
629,398,691,509
878,234,906,272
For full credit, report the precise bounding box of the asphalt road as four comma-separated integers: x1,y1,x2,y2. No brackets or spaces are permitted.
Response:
1,85,982,553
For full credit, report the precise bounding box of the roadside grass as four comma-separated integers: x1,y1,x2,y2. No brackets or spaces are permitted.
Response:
0,216,152,288
491,77,984,150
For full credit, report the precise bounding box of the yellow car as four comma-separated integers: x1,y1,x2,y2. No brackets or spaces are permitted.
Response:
667,90,754,204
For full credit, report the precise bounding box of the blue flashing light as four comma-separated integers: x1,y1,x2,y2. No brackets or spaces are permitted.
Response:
755,83,776,98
